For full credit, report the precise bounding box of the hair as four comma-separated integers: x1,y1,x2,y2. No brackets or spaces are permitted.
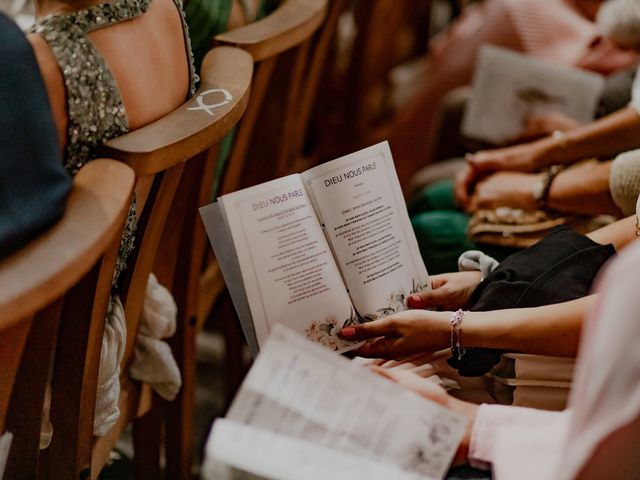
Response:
597,0,640,48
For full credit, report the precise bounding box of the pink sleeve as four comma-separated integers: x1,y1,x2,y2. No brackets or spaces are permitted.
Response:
468,404,567,470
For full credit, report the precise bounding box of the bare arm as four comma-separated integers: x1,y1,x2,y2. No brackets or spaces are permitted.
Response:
545,159,621,216
342,295,595,358
587,214,637,250
464,107,640,176
463,295,595,356
546,107,640,168
467,159,621,215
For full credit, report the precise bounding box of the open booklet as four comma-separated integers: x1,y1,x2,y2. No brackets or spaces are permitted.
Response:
200,141,429,356
462,45,605,144
203,324,466,480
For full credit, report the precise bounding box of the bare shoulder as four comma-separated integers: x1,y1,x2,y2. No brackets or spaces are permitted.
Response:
26,33,68,152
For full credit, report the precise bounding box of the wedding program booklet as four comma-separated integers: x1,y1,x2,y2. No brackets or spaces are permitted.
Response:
462,45,605,144
203,324,466,480
200,141,429,356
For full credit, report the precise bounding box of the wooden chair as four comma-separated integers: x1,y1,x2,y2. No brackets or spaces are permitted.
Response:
0,159,135,480
52,46,251,480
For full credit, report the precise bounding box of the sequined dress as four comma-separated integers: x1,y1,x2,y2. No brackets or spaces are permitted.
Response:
28,0,197,289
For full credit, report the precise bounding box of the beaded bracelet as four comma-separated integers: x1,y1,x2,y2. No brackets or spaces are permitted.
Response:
450,309,468,361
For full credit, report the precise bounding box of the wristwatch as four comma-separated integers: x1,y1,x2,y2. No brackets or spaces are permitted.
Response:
532,165,564,209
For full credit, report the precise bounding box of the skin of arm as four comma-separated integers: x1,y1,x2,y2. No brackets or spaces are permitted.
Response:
548,107,640,167
468,107,640,173
586,214,637,249
341,295,595,358
546,159,621,215
465,159,622,215
29,0,191,154
457,107,640,208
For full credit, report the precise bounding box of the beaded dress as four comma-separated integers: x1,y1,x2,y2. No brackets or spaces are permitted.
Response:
28,0,197,289
28,0,197,436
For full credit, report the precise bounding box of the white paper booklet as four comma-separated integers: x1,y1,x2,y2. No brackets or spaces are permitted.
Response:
204,325,466,480
462,45,605,144
200,142,429,356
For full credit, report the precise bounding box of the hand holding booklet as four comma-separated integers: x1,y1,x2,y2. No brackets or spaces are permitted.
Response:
203,324,466,480
200,141,430,356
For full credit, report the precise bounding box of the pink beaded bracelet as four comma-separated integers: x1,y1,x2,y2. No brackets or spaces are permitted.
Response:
450,309,468,360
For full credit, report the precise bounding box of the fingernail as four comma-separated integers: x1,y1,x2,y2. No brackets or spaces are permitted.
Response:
341,327,356,338
408,294,424,308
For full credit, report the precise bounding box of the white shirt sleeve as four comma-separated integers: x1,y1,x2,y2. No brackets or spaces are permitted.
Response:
468,404,568,475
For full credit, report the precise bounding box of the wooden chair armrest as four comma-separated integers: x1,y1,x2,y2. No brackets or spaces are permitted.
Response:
0,159,135,328
101,46,253,177
214,0,328,61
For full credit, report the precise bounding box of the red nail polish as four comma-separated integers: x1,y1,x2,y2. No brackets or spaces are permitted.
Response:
408,295,423,308
341,327,356,338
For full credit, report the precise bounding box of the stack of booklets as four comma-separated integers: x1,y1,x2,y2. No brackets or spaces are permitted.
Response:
201,325,466,480
486,353,576,411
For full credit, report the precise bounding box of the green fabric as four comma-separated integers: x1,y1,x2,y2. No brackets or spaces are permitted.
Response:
412,209,475,274
409,180,518,274
210,128,236,200
256,0,279,18
409,179,459,214
185,0,280,71
184,0,233,71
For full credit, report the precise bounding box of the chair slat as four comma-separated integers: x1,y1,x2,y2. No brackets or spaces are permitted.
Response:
215,0,328,61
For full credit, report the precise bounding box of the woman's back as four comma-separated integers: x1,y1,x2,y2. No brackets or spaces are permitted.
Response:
27,0,194,161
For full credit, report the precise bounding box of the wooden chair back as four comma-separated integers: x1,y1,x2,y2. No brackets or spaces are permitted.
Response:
76,46,252,480
215,0,344,194
0,159,135,480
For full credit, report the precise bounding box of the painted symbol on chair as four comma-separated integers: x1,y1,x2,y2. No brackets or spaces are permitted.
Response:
188,88,233,116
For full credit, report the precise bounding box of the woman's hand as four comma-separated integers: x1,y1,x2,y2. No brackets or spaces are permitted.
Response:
455,140,553,210
371,368,478,466
454,164,476,209
465,139,551,175
467,171,542,212
407,271,482,311
340,310,451,358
